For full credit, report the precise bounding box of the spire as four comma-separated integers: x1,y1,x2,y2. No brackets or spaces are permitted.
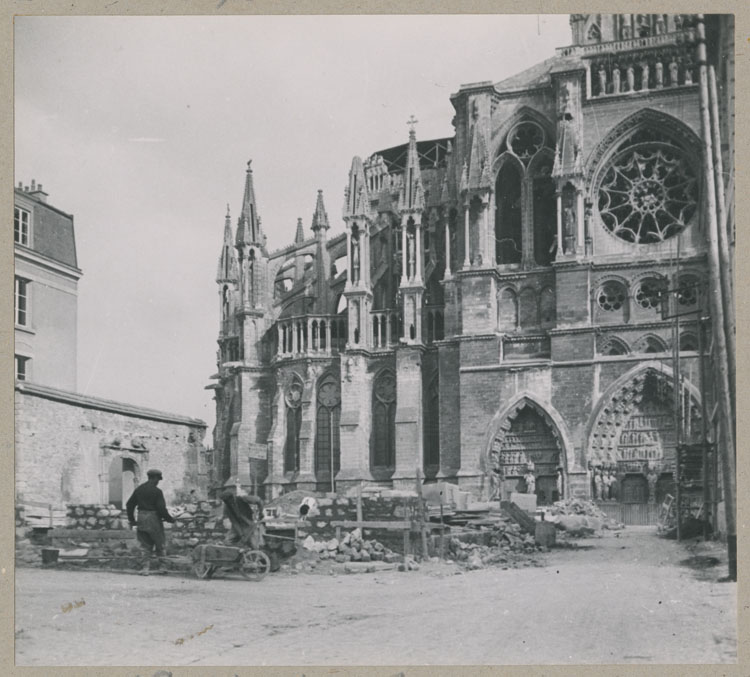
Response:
343,156,371,220
236,159,261,247
398,115,425,213
294,217,305,244
311,189,330,232
217,204,239,283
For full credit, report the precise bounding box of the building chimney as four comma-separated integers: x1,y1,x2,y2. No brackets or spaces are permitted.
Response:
27,179,48,203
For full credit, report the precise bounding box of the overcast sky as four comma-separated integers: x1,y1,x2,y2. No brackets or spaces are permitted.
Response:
15,14,571,433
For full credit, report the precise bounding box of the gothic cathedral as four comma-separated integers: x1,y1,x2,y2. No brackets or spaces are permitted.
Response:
209,14,713,509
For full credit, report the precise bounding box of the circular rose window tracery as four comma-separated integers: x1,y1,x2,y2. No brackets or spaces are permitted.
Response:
598,143,697,244
597,281,627,311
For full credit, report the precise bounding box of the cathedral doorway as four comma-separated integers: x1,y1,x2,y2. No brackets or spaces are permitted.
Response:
587,366,701,508
487,399,565,505
108,456,140,509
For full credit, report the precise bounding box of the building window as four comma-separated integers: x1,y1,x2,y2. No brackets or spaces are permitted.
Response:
635,277,666,311
597,143,698,244
284,379,303,473
15,355,30,381
495,162,523,264
14,207,30,246
372,370,396,469
597,281,627,312
15,277,29,326
315,375,341,485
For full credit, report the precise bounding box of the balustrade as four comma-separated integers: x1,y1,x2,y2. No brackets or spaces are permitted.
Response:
276,316,347,358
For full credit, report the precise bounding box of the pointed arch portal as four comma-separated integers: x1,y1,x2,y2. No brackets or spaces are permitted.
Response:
587,365,702,504
487,398,566,505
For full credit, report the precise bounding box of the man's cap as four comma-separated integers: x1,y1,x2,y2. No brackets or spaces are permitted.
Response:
147,469,163,479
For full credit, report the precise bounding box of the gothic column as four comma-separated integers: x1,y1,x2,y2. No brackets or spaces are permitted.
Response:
555,192,563,257
415,223,422,282
392,345,424,490
444,219,452,278
463,203,470,268
576,189,585,255
401,220,408,282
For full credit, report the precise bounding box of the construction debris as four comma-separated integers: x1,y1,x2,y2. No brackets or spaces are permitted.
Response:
544,498,624,534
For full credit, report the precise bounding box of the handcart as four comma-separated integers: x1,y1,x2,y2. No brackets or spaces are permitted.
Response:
191,491,271,581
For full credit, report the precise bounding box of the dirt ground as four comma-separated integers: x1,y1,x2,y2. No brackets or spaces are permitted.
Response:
14,527,736,666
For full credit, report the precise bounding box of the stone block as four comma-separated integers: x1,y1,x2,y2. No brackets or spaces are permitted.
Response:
510,492,537,513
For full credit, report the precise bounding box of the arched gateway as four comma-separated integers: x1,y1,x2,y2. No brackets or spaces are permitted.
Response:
485,397,569,505
587,364,701,505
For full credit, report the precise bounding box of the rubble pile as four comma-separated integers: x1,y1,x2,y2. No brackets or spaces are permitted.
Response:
545,498,624,534
301,528,400,564
65,504,128,530
447,523,542,570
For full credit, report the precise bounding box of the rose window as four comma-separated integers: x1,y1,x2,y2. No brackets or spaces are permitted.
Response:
508,122,545,163
635,278,666,310
598,144,697,244
374,371,396,403
318,380,341,408
597,282,627,311
285,381,304,408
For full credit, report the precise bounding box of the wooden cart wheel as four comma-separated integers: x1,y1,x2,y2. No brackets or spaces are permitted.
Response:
193,559,215,580
239,549,270,581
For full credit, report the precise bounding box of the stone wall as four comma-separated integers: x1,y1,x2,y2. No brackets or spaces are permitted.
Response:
15,382,208,507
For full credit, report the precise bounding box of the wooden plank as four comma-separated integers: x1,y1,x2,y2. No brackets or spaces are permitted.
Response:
330,520,411,530
500,501,536,535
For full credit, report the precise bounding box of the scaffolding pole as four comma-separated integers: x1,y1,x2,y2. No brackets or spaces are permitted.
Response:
696,15,736,580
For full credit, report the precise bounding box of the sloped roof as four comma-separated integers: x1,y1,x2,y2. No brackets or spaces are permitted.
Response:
493,56,558,93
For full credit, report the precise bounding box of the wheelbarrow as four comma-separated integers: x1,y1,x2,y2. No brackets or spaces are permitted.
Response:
191,490,271,581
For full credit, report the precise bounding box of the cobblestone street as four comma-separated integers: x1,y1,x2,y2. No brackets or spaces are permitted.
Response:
14,528,736,667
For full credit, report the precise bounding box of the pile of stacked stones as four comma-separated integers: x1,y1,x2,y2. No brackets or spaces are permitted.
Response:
16,534,42,566
302,528,400,564
170,500,229,550
66,504,128,529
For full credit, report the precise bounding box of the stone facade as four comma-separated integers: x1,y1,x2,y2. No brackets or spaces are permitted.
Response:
210,14,719,508
15,382,208,507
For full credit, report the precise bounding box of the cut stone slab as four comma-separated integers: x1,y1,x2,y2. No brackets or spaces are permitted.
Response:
509,492,537,512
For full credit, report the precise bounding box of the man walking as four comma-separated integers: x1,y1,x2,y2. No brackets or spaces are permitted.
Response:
126,469,175,575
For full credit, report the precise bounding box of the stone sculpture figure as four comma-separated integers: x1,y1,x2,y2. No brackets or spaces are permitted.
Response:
647,468,659,503
640,62,650,91
655,61,664,88
626,65,635,92
598,65,607,96
556,468,564,501
524,470,536,495
684,58,694,85
669,59,679,86
593,470,603,501
612,66,621,94
352,236,360,283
